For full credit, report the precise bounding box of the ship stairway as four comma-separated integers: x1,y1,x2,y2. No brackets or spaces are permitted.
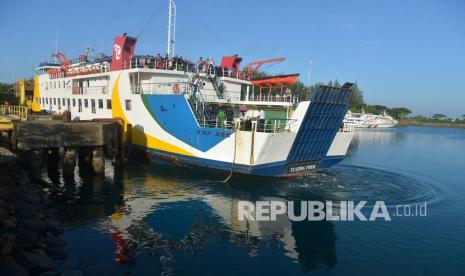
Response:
208,75,224,99
187,84,212,127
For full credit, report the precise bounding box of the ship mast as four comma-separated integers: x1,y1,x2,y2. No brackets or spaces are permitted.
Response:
167,0,176,58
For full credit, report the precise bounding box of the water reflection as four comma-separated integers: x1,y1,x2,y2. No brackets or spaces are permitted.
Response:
353,128,407,145
42,145,439,275
51,162,339,274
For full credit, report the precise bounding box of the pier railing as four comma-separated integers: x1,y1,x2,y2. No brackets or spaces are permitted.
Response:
0,105,28,120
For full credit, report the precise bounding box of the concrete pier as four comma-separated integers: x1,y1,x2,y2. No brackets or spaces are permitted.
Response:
91,146,105,174
11,120,123,174
28,149,44,181
63,147,77,175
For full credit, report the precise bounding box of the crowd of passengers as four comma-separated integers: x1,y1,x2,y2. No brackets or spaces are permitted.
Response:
135,54,246,78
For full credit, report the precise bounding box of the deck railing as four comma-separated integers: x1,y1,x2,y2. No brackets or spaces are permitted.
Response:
197,118,297,133
130,82,191,95
71,86,109,95
341,123,355,133
123,58,249,80
247,94,298,103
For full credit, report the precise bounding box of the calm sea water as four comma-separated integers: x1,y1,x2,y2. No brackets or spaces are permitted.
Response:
45,126,465,275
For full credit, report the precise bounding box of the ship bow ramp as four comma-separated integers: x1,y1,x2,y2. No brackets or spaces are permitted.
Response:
253,83,353,176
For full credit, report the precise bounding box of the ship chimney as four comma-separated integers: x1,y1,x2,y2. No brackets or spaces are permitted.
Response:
111,34,137,71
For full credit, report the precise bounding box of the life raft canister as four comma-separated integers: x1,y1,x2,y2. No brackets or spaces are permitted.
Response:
172,83,180,93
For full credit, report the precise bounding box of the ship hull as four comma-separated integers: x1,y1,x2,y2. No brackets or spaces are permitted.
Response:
141,145,345,177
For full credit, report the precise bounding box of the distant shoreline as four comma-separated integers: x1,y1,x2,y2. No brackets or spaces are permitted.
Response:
398,119,465,129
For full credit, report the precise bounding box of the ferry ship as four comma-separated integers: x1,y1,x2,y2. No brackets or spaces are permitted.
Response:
344,110,398,128
30,2,353,177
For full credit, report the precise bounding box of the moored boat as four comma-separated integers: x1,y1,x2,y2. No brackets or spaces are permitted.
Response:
30,2,354,177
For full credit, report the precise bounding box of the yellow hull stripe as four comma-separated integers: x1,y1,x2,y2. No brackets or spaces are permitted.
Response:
110,73,194,157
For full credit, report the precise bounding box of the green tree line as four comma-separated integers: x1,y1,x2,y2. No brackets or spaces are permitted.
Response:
0,82,19,105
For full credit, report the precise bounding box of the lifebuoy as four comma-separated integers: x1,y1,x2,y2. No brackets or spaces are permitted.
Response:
172,83,180,93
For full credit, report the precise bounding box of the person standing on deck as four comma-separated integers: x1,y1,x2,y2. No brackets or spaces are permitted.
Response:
258,109,265,132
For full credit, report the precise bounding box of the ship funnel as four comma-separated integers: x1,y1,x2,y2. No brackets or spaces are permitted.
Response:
111,34,137,71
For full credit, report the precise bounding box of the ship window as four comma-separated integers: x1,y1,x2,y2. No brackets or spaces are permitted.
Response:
62,98,65,106
106,99,112,109
53,98,56,105
67,98,70,107
91,99,96,114
78,99,82,112
98,99,103,109
125,100,132,111
84,99,88,108
72,99,76,107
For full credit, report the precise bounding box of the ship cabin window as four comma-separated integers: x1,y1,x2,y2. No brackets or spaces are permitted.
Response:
125,100,132,111
62,98,65,106
72,99,76,107
84,99,88,108
91,99,96,114
67,98,70,108
106,99,112,109
78,99,82,112
98,99,103,109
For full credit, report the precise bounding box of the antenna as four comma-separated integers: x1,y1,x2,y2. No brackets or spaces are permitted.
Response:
55,29,58,54
86,46,95,59
307,59,312,85
167,0,176,58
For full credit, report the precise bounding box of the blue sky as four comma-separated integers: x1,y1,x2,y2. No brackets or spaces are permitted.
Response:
1,0,464,117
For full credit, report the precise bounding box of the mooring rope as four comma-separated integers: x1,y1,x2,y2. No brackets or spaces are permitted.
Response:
206,128,238,183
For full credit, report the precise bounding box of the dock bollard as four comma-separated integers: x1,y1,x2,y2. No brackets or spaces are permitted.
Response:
63,110,71,122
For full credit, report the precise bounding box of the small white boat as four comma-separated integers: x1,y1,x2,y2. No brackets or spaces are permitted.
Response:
344,110,398,128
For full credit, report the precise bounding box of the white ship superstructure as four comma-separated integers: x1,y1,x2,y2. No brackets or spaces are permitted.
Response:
30,2,354,177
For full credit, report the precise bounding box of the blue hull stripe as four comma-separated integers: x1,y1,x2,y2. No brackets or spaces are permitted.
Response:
143,94,233,152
